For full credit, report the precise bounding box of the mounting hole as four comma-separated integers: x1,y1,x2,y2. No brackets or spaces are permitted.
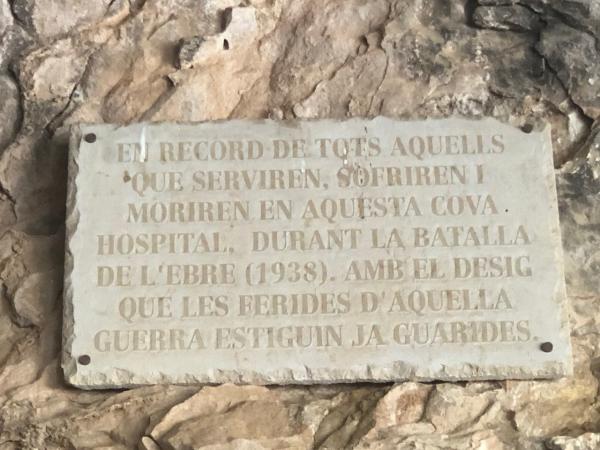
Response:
540,342,553,353
521,123,534,134
78,354,91,365
84,133,97,143
223,39,230,50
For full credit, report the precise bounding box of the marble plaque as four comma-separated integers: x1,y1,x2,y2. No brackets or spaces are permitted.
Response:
63,118,572,388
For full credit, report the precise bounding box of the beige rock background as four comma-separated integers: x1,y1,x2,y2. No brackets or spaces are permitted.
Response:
0,0,599,448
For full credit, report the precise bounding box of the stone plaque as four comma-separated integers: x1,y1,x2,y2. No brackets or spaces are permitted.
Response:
63,118,572,388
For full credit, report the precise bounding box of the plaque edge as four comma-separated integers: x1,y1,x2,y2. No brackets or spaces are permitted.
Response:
61,124,82,385
65,361,573,390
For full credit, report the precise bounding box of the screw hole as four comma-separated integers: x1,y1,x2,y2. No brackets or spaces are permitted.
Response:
223,39,230,50
540,342,553,353
78,354,91,365
84,133,96,143
521,123,534,134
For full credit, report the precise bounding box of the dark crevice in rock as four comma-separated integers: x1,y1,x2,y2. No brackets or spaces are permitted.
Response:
473,4,544,32
292,53,354,118
346,390,389,448
473,1,599,50
7,0,33,33
559,122,598,168
464,0,480,27
534,48,595,154
220,7,233,32
129,0,147,14
0,178,16,210
147,14,176,41
45,51,96,136
543,7,599,51
105,0,118,15
368,52,389,115
1,280,34,329
562,123,600,168
227,76,262,119
313,388,389,449
515,1,545,19
138,76,177,122
364,0,393,115
469,1,596,163
1,66,25,154
417,384,436,422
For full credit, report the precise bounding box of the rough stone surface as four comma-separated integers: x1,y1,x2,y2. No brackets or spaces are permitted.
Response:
548,433,600,450
0,0,598,447
537,22,600,120
0,73,20,151
473,5,544,32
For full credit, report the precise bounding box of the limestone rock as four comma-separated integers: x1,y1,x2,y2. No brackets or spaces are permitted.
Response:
311,387,387,449
177,6,260,69
558,127,600,297
138,436,161,450
11,0,127,38
537,22,600,119
355,383,434,447
473,5,543,31
548,433,600,450
541,0,600,38
0,0,599,447
0,0,12,37
0,135,68,234
12,271,60,327
371,383,432,427
150,385,313,449
0,385,198,449
478,0,600,37
424,384,497,434
17,37,96,132
147,385,384,449
0,73,20,151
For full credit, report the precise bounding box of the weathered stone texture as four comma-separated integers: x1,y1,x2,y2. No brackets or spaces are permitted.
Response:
0,0,599,448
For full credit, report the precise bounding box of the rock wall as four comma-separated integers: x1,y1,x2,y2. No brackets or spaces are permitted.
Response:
0,0,599,449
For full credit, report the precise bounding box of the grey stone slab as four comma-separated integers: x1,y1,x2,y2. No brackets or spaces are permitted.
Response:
62,118,572,388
